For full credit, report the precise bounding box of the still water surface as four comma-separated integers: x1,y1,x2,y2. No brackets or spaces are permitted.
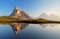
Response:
0,24,60,39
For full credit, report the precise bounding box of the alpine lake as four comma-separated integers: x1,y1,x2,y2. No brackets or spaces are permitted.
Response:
0,22,60,39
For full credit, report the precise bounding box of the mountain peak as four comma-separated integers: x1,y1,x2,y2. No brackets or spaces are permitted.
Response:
10,6,21,16
10,6,31,34
15,6,20,10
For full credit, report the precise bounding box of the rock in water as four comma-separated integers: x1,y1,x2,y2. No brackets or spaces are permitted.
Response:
10,6,31,34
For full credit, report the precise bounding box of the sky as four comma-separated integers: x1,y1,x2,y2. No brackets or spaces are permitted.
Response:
0,0,60,17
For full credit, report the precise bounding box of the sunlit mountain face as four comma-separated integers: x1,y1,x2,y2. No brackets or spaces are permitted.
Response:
10,6,31,34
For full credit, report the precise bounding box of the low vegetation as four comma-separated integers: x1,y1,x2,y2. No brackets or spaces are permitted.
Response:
0,16,19,21
0,16,60,24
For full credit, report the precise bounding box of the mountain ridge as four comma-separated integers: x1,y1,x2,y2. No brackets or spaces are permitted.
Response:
39,13,60,21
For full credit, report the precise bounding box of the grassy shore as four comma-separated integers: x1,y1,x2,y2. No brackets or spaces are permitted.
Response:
0,16,60,24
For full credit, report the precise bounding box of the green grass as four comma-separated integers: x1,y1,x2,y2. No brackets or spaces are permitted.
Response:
0,16,19,21
0,16,60,24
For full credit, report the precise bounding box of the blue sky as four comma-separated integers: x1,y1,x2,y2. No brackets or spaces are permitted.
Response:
0,0,60,17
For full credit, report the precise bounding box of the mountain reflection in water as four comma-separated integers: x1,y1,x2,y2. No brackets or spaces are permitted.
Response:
10,23,28,34
0,23,60,39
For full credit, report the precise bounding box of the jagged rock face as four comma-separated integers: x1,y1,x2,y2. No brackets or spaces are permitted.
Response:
10,7,21,18
10,7,30,20
10,7,31,34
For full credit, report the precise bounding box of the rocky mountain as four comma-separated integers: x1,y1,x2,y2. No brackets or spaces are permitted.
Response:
10,6,31,34
10,6,30,20
39,13,60,21
39,13,60,28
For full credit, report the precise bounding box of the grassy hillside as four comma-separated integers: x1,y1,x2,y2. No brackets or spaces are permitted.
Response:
0,16,60,24
0,16,19,21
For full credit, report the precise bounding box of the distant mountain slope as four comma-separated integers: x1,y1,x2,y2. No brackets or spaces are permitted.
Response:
39,13,60,21
39,13,60,27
